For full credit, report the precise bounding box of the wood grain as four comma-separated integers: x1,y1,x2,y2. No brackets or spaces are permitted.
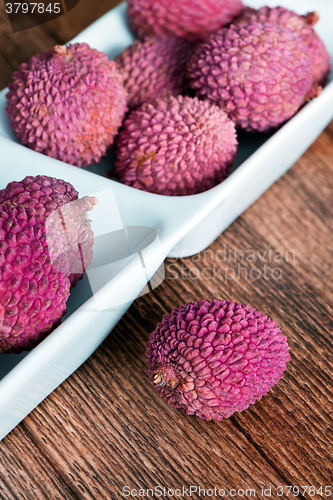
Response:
0,1,332,499
0,426,77,500
242,129,333,302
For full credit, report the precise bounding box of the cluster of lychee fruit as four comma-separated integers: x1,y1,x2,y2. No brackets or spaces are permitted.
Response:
6,0,330,197
0,1,311,417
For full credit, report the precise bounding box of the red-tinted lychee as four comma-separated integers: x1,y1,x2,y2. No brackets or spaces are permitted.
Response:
146,299,290,420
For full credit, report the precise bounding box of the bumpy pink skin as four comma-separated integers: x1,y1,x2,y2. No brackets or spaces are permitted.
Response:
6,43,127,167
234,7,331,87
146,299,290,420
0,176,96,353
115,36,192,110
188,23,313,132
127,0,244,42
115,95,237,196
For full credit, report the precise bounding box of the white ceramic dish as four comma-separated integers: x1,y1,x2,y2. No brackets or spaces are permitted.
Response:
0,0,332,441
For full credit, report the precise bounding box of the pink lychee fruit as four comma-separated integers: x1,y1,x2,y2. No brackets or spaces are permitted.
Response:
6,43,127,167
115,95,237,196
115,36,192,110
0,175,97,353
127,0,244,42
146,299,290,420
233,6,331,87
188,22,314,132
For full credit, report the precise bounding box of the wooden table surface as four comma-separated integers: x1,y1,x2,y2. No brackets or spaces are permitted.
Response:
0,1,332,499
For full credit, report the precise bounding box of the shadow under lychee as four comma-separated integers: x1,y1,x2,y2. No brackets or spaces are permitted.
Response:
0,352,28,381
84,129,276,182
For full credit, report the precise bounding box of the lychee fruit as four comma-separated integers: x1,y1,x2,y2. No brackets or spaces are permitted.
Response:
115,95,237,196
188,22,314,132
6,43,127,167
115,36,192,110
0,175,97,353
127,0,244,42
146,299,290,420
233,7,331,87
